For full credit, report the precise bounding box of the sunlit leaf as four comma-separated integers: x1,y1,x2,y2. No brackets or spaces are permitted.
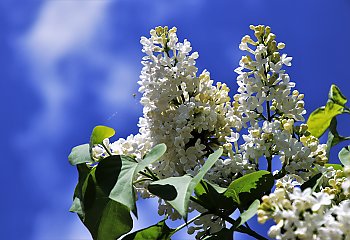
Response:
224,170,274,209
329,84,347,106
324,163,343,171
90,125,115,146
308,85,348,138
307,102,343,138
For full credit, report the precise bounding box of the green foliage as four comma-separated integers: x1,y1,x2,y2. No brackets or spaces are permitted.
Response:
329,84,347,106
324,163,343,171
90,125,115,146
69,86,350,240
70,167,133,240
68,144,93,165
194,180,234,214
307,103,343,138
148,175,192,217
300,172,323,191
326,118,350,157
233,199,260,228
307,84,347,138
224,170,274,210
95,144,166,214
148,148,223,219
97,201,133,240
122,220,175,240
339,146,350,167
69,141,166,239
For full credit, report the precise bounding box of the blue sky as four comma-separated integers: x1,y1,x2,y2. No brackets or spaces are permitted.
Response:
2,0,350,239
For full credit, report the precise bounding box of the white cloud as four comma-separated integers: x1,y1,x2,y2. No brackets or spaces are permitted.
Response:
22,0,108,64
17,0,113,139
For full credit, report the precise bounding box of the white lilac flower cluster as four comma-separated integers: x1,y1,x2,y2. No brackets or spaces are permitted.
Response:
90,25,337,239
233,25,327,180
258,165,350,240
137,26,242,179
258,187,350,239
92,27,245,235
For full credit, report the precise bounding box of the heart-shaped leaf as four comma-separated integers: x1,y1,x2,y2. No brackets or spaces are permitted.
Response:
90,125,115,146
307,84,348,138
71,167,133,240
307,102,343,138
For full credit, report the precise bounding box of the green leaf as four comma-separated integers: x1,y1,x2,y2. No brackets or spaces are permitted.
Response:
73,168,133,240
324,163,343,171
233,199,260,228
69,197,84,218
224,170,274,209
308,85,347,138
122,220,175,240
339,146,350,167
329,84,347,106
300,173,322,191
95,144,166,213
68,144,93,165
90,125,115,146
71,163,91,220
95,155,122,196
307,102,343,138
149,148,223,219
141,144,167,168
148,175,193,217
97,201,133,240
326,117,350,157
202,228,233,240
191,148,223,191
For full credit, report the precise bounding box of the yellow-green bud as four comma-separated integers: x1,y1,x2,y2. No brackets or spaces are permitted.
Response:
277,42,285,49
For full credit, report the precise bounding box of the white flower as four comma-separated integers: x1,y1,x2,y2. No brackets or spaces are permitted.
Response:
311,192,333,211
281,54,293,66
225,132,240,142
